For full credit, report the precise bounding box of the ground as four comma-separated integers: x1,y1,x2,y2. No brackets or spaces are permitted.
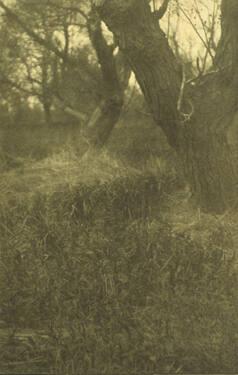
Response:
0,149,237,374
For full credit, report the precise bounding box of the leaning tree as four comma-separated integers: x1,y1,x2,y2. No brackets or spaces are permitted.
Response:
93,0,238,213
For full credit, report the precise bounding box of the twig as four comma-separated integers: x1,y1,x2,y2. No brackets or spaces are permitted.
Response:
153,0,170,20
177,3,214,64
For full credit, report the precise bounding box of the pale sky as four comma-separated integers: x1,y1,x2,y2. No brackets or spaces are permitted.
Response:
126,0,221,88
160,0,221,64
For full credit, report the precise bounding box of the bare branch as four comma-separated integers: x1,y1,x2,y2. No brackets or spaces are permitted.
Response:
54,95,87,122
0,66,87,123
0,0,66,60
87,7,120,92
177,66,194,123
153,0,170,20
177,3,215,65
177,66,186,112
0,72,41,98
0,0,97,83
47,1,88,22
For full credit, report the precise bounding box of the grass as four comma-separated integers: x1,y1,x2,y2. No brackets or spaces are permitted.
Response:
0,147,238,374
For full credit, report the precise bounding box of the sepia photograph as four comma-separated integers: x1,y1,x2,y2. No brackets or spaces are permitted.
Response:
0,0,237,374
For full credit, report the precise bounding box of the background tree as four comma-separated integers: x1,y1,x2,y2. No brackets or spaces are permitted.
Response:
0,0,131,146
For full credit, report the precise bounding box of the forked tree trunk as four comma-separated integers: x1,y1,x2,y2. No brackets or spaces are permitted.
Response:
95,0,238,212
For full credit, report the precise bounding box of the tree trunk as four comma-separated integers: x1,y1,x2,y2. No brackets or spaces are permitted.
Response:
83,7,130,148
181,78,238,212
95,0,238,212
41,33,53,126
86,95,124,148
181,0,238,212
84,50,130,148
42,100,52,125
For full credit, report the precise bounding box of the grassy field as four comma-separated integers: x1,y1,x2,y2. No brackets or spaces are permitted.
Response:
0,120,238,374
0,0,236,371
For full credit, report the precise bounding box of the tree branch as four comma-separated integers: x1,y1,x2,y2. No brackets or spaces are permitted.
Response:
0,0,96,82
153,0,170,20
0,0,66,61
87,6,121,94
177,3,215,65
0,72,41,98
0,67,87,123
53,95,87,122
47,1,88,21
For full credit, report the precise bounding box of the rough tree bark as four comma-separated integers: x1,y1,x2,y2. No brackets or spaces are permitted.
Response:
94,0,238,212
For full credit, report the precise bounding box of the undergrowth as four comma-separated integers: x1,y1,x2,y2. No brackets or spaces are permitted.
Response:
0,153,238,374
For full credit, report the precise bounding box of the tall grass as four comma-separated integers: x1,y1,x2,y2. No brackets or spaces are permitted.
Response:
0,153,237,374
